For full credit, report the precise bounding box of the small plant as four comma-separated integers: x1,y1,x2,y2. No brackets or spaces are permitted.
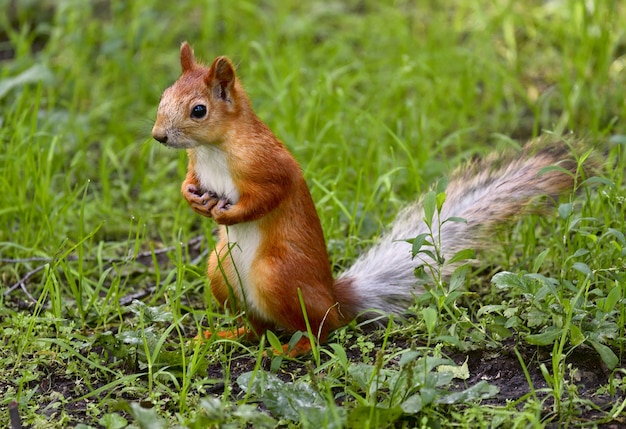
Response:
408,185,483,350
238,348,497,428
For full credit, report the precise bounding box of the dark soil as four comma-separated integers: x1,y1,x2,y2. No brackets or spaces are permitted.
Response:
456,341,624,427
203,336,626,427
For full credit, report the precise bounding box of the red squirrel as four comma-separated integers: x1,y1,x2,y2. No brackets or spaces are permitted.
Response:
152,42,580,357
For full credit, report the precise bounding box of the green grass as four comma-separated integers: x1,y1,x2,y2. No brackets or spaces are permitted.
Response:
1,0,625,427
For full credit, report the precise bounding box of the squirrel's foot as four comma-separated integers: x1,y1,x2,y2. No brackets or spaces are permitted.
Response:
183,184,220,217
196,327,313,358
264,336,313,358
196,326,250,340
210,197,234,221
194,325,263,351
216,198,232,211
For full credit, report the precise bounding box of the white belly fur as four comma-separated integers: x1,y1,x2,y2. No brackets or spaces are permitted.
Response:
191,145,264,315
220,223,263,313
192,145,240,203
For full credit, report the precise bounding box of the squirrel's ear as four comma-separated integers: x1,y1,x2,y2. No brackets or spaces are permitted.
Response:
180,42,195,72
207,56,236,102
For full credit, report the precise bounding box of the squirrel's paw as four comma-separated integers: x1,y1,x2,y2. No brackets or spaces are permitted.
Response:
210,198,233,219
196,326,250,341
183,184,219,217
264,336,313,358
215,198,232,211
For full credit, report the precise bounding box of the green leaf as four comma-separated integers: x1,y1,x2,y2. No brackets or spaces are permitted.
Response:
118,329,156,347
98,414,128,429
435,380,498,404
422,191,437,229
437,357,470,380
198,397,225,422
491,272,524,289
538,164,575,177
569,324,585,346
237,371,329,423
128,300,172,323
572,262,592,276
476,304,506,317
417,249,437,262
398,350,420,367
583,176,616,188
444,216,468,224
232,404,278,428
435,177,449,194
558,202,573,219
433,335,465,348
126,403,166,429
347,405,403,429
602,285,621,313
526,308,549,328
328,343,349,367
287,330,305,352
444,290,464,306
410,232,431,257
420,386,439,406
265,330,283,354
525,329,563,346
605,228,626,245
436,191,447,212
400,393,422,413
421,307,438,335
348,363,377,392
504,315,520,329
449,265,469,291
588,339,619,370
487,323,513,340
432,370,455,388
532,248,550,273
539,363,553,383
448,248,475,265
572,248,590,258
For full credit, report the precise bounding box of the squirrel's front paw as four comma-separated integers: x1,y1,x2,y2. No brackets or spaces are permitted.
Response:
210,198,233,221
183,184,219,218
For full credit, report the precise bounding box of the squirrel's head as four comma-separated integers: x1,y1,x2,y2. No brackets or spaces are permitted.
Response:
152,42,247,148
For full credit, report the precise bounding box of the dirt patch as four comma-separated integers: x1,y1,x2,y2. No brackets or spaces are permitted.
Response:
204,337,625,426
458,341,624,428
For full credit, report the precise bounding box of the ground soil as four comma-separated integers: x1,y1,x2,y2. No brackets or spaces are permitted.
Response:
203,336,625,428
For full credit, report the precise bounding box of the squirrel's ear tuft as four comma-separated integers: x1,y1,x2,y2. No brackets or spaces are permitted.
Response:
180,42,195,72
208,56,236,101
211,57,235,85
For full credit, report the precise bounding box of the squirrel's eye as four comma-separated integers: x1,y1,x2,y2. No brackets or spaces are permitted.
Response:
191,104,207,119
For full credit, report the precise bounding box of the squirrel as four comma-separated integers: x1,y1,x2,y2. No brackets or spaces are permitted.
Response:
152,42,582,357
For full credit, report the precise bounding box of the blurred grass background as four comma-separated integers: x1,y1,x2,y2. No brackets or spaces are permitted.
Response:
2,0,624,265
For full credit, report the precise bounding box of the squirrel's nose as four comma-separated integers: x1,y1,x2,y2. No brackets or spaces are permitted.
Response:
151,127,168,144
153,134,168,144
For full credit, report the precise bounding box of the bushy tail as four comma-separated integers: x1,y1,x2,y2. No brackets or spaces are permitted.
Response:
335,138,584,317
